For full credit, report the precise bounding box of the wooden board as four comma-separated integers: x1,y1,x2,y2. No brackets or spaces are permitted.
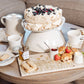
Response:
0,23,84,84
1,59,84,84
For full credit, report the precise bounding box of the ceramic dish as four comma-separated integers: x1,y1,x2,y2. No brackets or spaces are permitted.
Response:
0,58,15,66
0,51,15,66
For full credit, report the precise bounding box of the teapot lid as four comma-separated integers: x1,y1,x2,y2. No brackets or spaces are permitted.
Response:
6,13,23,19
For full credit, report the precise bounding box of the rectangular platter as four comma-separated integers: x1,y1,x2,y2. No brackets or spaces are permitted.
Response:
18,53,84,76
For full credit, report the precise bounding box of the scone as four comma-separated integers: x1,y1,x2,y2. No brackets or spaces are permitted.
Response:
71,48,78,53
58,46,66,54
24,4,62,31
69,51,74,55
61,53,72,62
68,48,78,55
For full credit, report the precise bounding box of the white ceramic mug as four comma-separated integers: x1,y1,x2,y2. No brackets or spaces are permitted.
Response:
8,35,22,53
68,30,83,43
1,13,23,36
67,30,84,48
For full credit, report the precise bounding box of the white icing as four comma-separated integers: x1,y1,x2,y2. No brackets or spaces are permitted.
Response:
24,4,62,31
24,18,62,31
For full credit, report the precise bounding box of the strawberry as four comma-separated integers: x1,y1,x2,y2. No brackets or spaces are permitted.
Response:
65,47,72,53
50,8,53,11
54,54,60,61
45,10,48,12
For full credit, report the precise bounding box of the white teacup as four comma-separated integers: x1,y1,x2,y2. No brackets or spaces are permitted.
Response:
67,30,84,48
8,35,22,53
68,30,83,43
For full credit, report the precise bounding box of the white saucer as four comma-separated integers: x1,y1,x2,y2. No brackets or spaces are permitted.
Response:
0,58,15,67
0,50,15,67
67,40,83,48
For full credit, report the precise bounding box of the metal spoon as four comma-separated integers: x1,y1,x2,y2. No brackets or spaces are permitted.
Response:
44,42,50,49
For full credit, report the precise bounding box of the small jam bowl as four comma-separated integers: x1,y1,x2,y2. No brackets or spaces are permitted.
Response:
50,48,58,60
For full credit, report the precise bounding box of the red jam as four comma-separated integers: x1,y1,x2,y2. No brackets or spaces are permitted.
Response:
51,48,57,51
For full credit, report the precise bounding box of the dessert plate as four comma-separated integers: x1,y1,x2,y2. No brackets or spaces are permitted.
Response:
0,58,15,67
0,51,15,67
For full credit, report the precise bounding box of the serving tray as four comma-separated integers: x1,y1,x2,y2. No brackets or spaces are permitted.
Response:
18,50,84,76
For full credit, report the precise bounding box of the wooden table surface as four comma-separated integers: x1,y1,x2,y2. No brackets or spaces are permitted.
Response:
0,43,84,84
0,23,84,84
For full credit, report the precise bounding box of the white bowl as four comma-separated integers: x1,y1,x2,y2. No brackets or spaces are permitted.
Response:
23,17,65,52
23,17,65,45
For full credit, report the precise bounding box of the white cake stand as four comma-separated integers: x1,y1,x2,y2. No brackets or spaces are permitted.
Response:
22,17,65,52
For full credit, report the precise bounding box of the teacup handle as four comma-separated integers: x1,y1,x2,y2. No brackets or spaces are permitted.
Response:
1,16,6,26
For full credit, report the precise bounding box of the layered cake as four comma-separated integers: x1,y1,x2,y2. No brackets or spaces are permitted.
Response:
24,4,62,31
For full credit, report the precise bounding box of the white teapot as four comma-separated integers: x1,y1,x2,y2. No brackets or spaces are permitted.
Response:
1,13,24,36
